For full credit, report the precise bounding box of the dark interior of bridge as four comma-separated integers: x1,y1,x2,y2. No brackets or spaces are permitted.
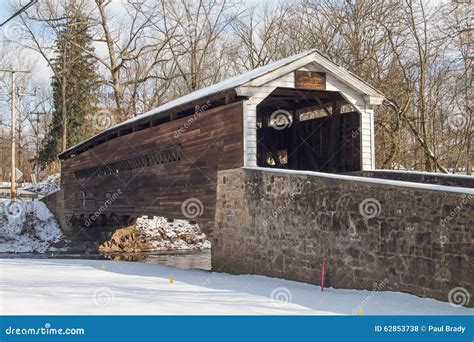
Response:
256,88,361,173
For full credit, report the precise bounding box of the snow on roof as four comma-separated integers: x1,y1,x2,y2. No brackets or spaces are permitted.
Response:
112,50,318,128
59,49,383,158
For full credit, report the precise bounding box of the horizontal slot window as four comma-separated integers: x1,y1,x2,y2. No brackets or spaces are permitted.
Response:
74,145,181,179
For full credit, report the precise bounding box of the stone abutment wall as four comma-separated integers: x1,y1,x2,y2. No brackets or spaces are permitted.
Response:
41,190,116,251
213,168,473,306
40,189,70,236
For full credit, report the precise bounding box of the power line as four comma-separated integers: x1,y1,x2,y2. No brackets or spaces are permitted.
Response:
0,0,38,27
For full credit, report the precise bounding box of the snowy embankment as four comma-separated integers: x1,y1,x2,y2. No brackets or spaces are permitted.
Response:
0,171,65,253
25,173,60,196
0,259,471,315
0,199,65,253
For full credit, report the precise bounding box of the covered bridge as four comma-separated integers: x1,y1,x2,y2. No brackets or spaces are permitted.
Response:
53,52,474,306
58,49,384,232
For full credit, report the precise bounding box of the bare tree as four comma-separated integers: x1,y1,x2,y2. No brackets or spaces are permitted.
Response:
160,0,242,94
6,0,472,175
88,0,177,117
21,0,177,121
232,3,291,71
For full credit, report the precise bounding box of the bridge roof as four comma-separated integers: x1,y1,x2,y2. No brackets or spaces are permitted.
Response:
59,49,384,160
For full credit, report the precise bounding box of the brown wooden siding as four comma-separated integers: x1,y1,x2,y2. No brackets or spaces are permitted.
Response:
61,101,244,225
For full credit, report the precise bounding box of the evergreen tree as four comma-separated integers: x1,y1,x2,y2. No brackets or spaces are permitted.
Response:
38,5,97,168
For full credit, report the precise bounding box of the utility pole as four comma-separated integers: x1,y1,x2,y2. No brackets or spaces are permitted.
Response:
61,47,67,152
30,111,47,181
61,28,72,153
0,69,30,199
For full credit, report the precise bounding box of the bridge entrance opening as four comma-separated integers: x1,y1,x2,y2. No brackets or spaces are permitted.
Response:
256,88,362,173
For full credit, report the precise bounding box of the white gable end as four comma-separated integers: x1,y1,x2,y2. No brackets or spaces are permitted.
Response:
237,58,383,107
238,58,379,171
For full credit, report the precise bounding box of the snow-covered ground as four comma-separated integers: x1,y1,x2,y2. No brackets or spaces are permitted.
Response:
0,199,65,253
0,258,471,315
24,173,60,196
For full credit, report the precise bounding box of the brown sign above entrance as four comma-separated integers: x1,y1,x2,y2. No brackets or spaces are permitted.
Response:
295,71,326,90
